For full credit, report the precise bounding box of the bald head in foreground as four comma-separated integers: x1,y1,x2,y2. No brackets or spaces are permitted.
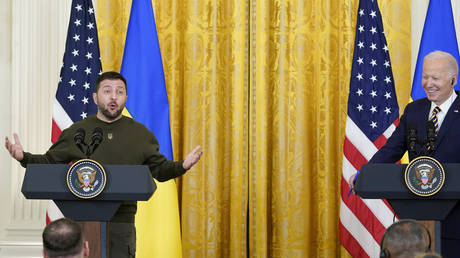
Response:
42,218,89,258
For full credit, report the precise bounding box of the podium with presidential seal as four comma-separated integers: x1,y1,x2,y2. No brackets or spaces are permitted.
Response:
355,156,460,253
21,159,156,258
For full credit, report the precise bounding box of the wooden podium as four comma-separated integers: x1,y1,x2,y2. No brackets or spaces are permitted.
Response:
21,163,156,258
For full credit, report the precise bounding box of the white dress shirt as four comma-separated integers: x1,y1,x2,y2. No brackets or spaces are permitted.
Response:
428,90,457,128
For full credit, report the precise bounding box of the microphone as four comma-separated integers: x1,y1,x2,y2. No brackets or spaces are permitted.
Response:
91,127,103,145
426,120,436,154
407,122,418,156
87,127,103,156
74,128,87,154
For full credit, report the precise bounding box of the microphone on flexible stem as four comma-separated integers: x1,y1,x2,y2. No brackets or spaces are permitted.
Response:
87,127,103,157
74,128,87,155
426,120,436,154
406,122,418,157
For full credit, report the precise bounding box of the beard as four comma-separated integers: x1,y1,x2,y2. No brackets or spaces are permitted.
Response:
97,102,125,121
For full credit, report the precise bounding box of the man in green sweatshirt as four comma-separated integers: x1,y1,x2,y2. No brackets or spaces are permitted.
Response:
5,71,203,258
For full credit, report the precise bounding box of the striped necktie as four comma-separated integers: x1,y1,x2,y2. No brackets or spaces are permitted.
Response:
429,106,442,135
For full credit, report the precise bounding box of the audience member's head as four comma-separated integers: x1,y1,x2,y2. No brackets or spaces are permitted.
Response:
380,219,431,258
415,252,443,258
42,218,89,258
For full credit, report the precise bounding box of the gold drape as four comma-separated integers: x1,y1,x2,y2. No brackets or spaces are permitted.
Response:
97,0,410,256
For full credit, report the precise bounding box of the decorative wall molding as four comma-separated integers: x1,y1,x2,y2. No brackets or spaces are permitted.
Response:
0,241,42,258
0,1,71,256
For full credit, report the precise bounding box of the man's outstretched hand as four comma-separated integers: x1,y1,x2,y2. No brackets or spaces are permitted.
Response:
5,133,24,161
183,145,203,170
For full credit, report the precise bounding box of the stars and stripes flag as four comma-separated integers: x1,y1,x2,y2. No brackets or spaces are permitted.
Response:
339,0,400,256
47,0,102,223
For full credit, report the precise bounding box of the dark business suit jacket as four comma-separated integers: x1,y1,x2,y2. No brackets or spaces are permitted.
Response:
370,92,460,164
369,92,460,241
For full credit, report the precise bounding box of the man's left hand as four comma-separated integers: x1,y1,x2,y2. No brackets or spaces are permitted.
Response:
183,145,203,170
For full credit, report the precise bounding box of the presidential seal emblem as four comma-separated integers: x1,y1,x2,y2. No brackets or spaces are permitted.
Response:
404,156,445,197
67,159,107,199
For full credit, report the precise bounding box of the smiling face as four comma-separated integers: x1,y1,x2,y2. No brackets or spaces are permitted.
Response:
92,79,127,122
422,57,457,106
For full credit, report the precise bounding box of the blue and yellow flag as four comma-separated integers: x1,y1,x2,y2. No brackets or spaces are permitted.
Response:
121,0,182,257
411,0,460,100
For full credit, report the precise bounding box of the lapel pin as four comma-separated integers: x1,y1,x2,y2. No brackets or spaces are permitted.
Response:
455,110,459,113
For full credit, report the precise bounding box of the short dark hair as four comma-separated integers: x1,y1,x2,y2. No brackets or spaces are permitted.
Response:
381,219,429,258
95,71,127,93
42,218,84,258
415,252,443,258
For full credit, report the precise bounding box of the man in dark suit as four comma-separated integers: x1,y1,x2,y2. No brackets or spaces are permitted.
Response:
348,50,460,257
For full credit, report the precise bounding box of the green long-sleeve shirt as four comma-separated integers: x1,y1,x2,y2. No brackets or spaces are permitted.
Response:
21,115,185,222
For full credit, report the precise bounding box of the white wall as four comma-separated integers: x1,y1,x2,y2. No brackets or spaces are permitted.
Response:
0,1,71,257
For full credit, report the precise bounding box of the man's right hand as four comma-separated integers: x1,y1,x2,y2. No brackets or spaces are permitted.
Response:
5,133,24,161
348,173,357,189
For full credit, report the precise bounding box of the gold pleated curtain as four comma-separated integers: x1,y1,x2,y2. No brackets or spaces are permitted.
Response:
97,0,410,257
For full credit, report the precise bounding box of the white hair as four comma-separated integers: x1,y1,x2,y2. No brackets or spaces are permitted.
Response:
424,50,459,77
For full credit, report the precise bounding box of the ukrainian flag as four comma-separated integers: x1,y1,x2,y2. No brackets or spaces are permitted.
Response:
411,0,460,100
121,0,182,257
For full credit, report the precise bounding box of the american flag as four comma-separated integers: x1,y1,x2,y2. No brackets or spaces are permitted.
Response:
339,0,399,256
48,0,102,223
